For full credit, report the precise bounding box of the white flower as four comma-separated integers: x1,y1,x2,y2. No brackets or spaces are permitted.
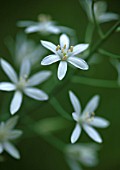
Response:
0,58,51,115
110,59,120,85
0,116,22,159
41,34,89,80
5,33,47,66
17,14,74,35
69,91,110,143
66,143,99,170
80,0,119,23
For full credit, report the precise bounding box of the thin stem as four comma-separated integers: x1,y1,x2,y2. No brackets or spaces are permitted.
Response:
85,22,94,43
91,0,104,38
87,20,120,61
50,97,72,121
22,114,66,152
40,134,66,152
72,76,119,88
99,49,120,59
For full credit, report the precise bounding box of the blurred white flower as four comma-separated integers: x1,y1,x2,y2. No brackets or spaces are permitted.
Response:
41,34,89,80
0,58,51,115
0,116,22,159
79,0,119,23
117,27,120,32
65,143,99,170
5,33,47,66
110,58,120,85
17,14,74,35
69,91,110,143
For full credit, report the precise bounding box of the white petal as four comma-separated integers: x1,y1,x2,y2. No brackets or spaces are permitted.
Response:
25,25,41,33
0,143,3,153
60,34,70,49
72,112,79,121
83,124,102,143
71,124,81,143
57,61,67,80
41,55,60,65
5,115,19,130
94,1,107,15
17,20,37,27
4,142,20,159
20,58,31,77
0,82,16,91
10,91,23,115
66,158,82,170
1,59,18,83
8,130,23,139
27,71,52,86
24,87,48,101
69,91,81,114
68,57,89,70
47,25,61,34
41,40,57,53
82,95,100,116
99,13,119,23
90,116,110,128
72,44,89,55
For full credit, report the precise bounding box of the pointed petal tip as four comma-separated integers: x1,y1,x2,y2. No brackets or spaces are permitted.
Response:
10,109,16,115
41,60,45,65
97,138,102,143
41,40,44,44
70,138,76,144
58,73,65,80
69,90,72,96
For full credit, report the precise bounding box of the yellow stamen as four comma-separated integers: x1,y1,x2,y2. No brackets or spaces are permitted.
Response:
61,48,64,53
56,45,60,51
85,112,95,122
62,55,67,60
63,44,66,49
70,46,73,52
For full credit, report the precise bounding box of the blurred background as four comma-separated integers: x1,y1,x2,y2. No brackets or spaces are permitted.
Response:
0,0,120,170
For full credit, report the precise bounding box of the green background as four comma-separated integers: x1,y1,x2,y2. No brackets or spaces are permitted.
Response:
0,0,120,170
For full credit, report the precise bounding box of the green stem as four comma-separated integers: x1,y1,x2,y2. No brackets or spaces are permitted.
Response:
50,97,72,121
22,114,66,152
85,22,94,43
91,0,104,38
98,49,120,59
40,134,66,152
72,76,119,88
87,20,120,61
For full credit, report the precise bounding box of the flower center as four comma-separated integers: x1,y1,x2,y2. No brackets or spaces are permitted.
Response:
38,14,51,22
85,112,95,123
16,75,28,91
0,130,9,142
56,44,74,61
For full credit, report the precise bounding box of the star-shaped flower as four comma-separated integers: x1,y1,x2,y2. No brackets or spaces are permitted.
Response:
17,14,74,35
66,143,99,170
0,58,51,115
80,0,119,23
41,34,89,80
5,32,47,66
0,116,22,159
69,91,110,143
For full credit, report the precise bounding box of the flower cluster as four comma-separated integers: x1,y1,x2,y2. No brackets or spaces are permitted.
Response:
0,0,118,168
